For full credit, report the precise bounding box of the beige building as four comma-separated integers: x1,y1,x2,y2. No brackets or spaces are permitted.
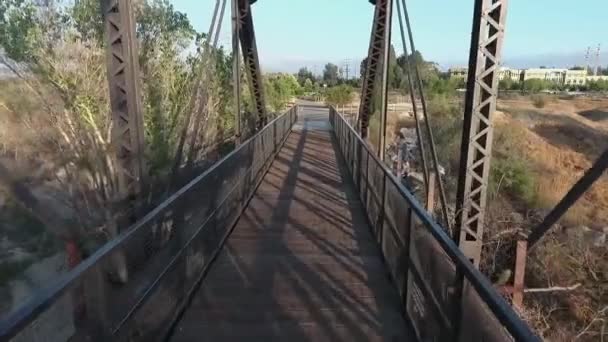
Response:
564,70,588,86
448,67,468,80
498,67,522,82
447,66,606,87
586,75,608,82
522,68,567,83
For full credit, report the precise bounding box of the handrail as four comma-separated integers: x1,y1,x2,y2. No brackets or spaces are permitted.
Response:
0,107,298,341
329,107,540,342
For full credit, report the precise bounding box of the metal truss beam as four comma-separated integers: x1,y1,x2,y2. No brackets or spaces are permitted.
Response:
237,0,267,129
232,0,242,144
358,0,392,140
454,0,509,267
101,0,146,203
528,148,608,248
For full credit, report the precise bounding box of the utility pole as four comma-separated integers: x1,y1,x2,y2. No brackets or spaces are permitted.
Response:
454,0,509,267
585,46,591,74
101,0,146,216
232,0,241,144
595,44,601,76
343,59,351,80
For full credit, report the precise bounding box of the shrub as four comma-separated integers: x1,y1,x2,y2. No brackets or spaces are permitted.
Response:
531,94,546,108
490,123,537,205
490,157,536,204
325,85,354,107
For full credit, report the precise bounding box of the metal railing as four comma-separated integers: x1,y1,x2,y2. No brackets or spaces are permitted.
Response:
329,107,540,342
0,107,298,342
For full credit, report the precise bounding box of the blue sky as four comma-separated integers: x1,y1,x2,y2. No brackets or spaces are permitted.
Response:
172,0,608,73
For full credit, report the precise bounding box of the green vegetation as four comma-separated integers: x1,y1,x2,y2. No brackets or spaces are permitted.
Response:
323,63,339,86
264,73,301,112
499,78,608,93
427,92,538,206
324,85,354,107
0,0,242,271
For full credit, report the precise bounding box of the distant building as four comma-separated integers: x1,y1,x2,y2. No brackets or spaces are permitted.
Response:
498,67,523,82
564,70,588,86
522,68,567,83
586,75,608,83
446,66,607,87
448,67,468,80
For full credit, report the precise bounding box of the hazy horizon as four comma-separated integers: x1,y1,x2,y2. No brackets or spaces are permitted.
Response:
172,0,607,76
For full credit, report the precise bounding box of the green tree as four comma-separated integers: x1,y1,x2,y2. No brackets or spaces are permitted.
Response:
264,73,301,112
325,85,353,107
296,67,314,86
0,0,234,276
303,78,314,93
323,63,339,86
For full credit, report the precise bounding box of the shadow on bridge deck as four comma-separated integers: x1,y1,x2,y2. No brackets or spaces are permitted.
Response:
169,106,413,341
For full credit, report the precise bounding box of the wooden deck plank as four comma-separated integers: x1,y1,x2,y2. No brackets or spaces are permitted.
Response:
170,106,413,341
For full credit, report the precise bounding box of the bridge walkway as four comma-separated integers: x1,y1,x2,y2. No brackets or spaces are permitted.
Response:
169,105,413,341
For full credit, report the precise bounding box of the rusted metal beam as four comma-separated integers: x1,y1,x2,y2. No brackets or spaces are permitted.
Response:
101,0,146,205
528,148,608,248
358,0,392,140
237,0,267,129
378,0,392,160
512,239,527,308
454,0,509,267
232,0,242,144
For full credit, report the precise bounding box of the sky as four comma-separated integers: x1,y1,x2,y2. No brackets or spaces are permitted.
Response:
172,0,608,74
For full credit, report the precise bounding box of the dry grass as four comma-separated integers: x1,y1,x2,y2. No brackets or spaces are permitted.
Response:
492,96,608,340
494,109,608,226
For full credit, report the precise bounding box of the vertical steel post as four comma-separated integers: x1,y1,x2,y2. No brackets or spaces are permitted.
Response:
358,0,392,140
237,0,267,129
232,0,242,144
528,148,608,248
101,0,146,206
378,0,393,160
454,0,509,267
512,239,528,308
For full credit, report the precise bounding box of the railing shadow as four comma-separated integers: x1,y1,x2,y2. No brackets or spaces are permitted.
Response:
173,107,408,340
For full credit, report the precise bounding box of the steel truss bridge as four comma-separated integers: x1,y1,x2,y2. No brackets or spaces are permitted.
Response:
2,0,605,341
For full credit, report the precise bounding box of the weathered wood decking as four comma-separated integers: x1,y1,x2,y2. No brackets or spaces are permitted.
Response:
170,106,412,341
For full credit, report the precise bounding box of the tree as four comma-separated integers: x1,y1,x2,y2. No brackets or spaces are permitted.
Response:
264,73,301,112
0,0,234,280
303,78,314,93
296,67,314,86
325,85,354,107
323,63,339,86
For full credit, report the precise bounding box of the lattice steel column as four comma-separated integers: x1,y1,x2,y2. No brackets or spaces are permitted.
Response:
454,0,509,266
358,0,391,140
238,0,267,129
232,0,242,144
101,0,146,202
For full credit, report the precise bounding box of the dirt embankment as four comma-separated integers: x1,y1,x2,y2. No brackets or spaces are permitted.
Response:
497,95,608,226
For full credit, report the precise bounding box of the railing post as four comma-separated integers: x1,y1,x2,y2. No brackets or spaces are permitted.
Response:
450,266,466,341
426,171,436,212
377,172,387,245
401,206,414,307
512,239,528,309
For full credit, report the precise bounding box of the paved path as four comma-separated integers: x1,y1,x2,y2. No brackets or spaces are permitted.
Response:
170,105,412,341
